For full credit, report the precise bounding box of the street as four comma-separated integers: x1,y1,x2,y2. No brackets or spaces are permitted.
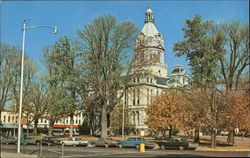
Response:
1,144,249,157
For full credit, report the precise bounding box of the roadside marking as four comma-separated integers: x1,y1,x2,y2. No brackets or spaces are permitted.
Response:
198,148,250,151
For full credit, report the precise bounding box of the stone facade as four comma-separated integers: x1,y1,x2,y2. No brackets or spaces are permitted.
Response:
125,8,189,136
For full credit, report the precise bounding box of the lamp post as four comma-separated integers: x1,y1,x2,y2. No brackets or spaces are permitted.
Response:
17,20,57,154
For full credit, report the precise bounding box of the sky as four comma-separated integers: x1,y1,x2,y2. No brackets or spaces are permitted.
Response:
1,0,249,74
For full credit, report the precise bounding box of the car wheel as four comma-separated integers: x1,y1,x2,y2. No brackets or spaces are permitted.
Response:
136,144,139,149
104,144,109,148
73,144,76,147
118,144,123,148
179,146,184,150
160,145,165,150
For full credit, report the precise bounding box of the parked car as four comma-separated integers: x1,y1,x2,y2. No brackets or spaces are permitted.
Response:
156,138,198,150
117,137,156,149
95,138,118,148
60,137,88,147
1,137,16,144
20,138,37,145
38,136,61,146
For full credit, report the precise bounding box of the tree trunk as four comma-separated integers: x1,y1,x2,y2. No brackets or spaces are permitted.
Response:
34,119,38,135
227,130,235,145
211,129,217,147
194,128,200,143
101,105,108,138
69,114,74,138
168,125,173,139
48,121,54,136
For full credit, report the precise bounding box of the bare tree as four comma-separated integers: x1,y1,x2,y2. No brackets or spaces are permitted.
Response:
77,15,137,138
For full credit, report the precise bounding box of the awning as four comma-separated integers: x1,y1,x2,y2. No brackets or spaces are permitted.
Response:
53,125,79,128
0,124,18,128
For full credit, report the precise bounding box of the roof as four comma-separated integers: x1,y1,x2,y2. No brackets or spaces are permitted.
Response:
141,22,159,37
141,7,159,37
146,7,153,13
156,77,169,85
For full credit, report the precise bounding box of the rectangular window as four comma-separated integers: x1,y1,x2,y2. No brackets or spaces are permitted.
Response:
150,89,153,103
8,116,10,122
4,116,6,122
133,89,136,105
147,89,149,105
137,89,140,105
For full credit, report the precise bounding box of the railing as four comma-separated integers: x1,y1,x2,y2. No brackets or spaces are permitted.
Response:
24,140,64,157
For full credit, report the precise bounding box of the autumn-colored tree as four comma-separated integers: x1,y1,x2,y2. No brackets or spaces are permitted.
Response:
145,91,185,138
224,91,250,136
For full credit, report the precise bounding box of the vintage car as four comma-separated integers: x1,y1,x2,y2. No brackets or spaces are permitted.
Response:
37,136,61,146
60,137,88,147
1,137,16,144
156,138,198,150
20,138,37,145
94,138,118,148
117,137,156,149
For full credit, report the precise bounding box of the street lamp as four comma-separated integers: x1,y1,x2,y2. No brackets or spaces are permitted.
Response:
17,20,57,154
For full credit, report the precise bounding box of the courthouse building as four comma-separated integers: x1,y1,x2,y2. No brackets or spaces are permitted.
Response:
125,7,189,136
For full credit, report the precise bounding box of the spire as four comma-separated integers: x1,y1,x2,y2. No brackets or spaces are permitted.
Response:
145,7,154,23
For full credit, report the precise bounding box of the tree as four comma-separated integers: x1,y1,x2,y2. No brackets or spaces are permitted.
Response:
77,14,137,138
213,21,249,144
173,15,225,143
0,43,21,123
43,44,72,136
23,80,48,135
145,91,185,138
110,101,134,136
223,91,250,141
183,89,233,147
48,36,82,138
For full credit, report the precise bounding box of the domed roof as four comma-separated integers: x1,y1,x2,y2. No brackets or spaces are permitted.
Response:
146,7,153,13
141,7,159,37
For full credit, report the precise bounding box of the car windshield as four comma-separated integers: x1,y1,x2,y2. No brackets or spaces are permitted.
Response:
75,138,82,141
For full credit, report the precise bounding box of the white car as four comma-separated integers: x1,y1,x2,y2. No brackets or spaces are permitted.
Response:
60,137,88,146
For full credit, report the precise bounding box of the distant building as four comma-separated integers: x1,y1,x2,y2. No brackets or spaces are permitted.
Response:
123,7,189,136
0,110,84,137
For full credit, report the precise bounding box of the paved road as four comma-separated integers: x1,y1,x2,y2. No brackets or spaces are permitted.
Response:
1,144,249,157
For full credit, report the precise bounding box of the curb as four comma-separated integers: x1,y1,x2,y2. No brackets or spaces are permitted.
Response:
197,148,250,151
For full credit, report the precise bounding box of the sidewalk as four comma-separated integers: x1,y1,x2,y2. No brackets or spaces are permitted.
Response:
196,147,250,152
1,152,38,158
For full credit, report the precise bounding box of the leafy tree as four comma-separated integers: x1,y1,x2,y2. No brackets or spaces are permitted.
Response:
173,15,225,143
43,44,71,136
145,91,185,138
182,89,232,147
213,21,249,144
110,101,134,136
77,14,137,138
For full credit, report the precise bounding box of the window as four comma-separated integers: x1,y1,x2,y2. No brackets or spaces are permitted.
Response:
12,116,15,122
8,116,10,122
147,78,149,82
3,116,6,122
150,78,153,83
137,78,140,82
137,111,140,126
137,89,140,105
147,89,149,105
133,89,136,105
16,116,18,123
66,120,68,124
